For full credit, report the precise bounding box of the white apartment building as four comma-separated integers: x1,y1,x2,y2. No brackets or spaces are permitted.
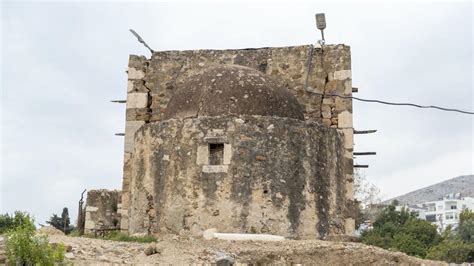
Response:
396,193,474,231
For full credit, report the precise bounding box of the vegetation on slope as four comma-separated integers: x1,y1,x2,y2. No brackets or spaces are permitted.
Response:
361,204,474,263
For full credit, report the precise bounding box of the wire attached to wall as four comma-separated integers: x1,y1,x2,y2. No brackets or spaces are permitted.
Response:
306,90,474,115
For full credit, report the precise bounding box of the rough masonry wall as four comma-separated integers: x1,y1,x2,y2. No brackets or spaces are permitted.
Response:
128,116,352,239
84,189,121,234
121,44,354,234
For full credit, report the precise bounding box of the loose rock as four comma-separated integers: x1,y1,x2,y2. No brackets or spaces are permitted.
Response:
144,243,157,256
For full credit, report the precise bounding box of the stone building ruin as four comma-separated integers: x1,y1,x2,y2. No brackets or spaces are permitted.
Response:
84,44,355,239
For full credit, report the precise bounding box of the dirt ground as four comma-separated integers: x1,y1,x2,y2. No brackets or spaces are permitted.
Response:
43,234,448,265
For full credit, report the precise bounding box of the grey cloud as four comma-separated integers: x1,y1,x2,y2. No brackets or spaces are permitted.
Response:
1,2,472,224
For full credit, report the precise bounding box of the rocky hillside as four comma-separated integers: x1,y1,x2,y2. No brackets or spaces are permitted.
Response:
385,175,474,205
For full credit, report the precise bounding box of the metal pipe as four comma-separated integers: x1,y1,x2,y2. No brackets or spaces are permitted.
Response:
203,228,285,241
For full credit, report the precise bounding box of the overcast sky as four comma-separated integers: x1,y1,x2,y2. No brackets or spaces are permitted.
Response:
1,1,472,225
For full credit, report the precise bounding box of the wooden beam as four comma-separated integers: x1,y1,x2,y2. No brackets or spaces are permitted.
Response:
354,152,377,156
354,129,377,134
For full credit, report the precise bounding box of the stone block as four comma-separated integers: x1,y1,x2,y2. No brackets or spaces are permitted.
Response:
327,72,334,81
322,97,335,105
85,206,98,212
345,179,354,200
223,144,232,165
127,80,134,92
85,220,95,230
337,111,353,128
324,80,338,93
128,55,148,69
311,78,326,92
333,70,351,80
128,80,148,93
128,67,145,80
127,93,148,109
322,118,331,127
196,145,209,165
345,218,355,236
322,107,332,119
126,108,150,121
335,97,352,113
202,165,229,173
123,152,132,162
341,128,353,150
344,80,352,95
124,121,145,153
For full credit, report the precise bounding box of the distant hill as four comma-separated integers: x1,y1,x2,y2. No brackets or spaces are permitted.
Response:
384,175,474,205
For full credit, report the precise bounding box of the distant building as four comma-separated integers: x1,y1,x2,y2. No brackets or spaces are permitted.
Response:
396,193,474,231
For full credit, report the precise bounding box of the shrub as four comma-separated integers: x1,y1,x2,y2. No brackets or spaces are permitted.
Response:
5,213,65,265
460,208,474,224
99,231,157,243
360,230,393,249
0,214,14,234
0,211,35,234
360,204,443,260
399,218,440,247
360,205,474,263
392,233,427,258
426,239,474,263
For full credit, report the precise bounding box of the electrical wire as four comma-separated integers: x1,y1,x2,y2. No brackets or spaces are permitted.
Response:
307,91,474,115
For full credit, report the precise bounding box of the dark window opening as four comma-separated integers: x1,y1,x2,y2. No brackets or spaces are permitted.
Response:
425,214,436,222
209,143,224,165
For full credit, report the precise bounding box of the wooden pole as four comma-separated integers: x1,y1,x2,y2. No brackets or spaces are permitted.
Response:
77,189,86,235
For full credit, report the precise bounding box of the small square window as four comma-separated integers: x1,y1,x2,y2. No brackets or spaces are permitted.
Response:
209,143,224,165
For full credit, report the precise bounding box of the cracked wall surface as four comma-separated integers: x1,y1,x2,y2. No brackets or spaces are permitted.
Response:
128,116,349,239
84,189,121,234
120,44,354,236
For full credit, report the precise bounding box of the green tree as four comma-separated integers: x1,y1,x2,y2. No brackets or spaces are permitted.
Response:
400,218,440,247
61,208,70,233
392,233,427,258
46,207,73,234
459,208,474,224
457,209,474,243
426,239,474,263
361,204,442,259
0,211,35,234
0,214,14,234
5,213,65,265
373,205,412,229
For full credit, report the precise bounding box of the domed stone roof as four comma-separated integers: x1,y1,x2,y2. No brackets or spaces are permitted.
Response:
163,64,304,120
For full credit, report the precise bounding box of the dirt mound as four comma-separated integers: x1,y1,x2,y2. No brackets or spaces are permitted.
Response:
48,234,446,265
36,226,65,236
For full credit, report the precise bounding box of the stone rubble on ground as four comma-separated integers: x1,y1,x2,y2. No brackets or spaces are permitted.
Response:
37,234,448,265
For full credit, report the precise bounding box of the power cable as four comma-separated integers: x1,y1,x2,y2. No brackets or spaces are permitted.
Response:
306,91,474,115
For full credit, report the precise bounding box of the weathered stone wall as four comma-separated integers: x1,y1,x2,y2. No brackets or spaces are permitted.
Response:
84,189,121,234
127,116,351,239
121,44,354,234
